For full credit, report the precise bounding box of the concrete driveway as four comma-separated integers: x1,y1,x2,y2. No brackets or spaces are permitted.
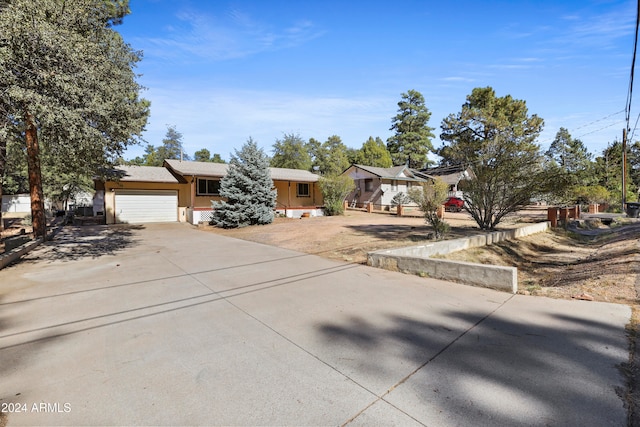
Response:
0,222,631,426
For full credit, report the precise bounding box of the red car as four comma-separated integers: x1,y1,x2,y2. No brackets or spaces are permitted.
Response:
444,197,465,212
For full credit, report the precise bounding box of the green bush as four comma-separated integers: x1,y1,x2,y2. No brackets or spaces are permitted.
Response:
320,174,354,216
408,178,450,240
390,192,411,207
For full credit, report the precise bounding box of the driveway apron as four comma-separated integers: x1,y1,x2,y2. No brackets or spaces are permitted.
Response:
0,223,631,426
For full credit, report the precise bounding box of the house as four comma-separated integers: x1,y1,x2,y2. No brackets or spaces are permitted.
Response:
342,164,433,210
1,193,82,215
415,165,474,198
95,160,323,224
1,194,32,215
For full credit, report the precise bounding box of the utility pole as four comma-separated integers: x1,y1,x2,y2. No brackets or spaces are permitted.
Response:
623,128,628,212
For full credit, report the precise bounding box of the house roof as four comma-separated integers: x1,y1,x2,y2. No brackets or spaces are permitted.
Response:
164,159,320,182
418,165,473,186
351,164,409,178
420,164,467,176
107,165,180,183
346,164,432,182
165,159,229,177
269,167,319,182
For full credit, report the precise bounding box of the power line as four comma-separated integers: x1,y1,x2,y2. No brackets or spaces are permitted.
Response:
623,0,640,209
626,0,640,138
574,110,624,132
630,108,640,142
576,120,626,139
537,110,624,145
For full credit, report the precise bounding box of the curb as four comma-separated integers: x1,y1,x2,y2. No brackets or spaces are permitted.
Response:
0,223,65,270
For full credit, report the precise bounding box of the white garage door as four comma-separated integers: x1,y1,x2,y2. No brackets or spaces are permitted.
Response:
115,190,178,223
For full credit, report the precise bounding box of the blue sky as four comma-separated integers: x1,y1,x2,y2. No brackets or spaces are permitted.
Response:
117,0,637,162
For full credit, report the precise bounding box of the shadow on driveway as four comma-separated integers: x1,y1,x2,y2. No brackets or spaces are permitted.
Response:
25,224,144,262
319,309,627,425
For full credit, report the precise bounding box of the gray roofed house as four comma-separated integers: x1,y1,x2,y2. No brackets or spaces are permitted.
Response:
342,164,432,210
97,160,324,224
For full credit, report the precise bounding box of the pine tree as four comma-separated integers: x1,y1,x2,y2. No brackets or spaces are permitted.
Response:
545,127,594,185
387,90,435,168
0,0,149,237
440,87,546,230
157,126,189,162
211,139,276,228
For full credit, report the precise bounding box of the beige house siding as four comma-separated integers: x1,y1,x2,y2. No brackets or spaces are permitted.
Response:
193,195,224,208
273,180,322,209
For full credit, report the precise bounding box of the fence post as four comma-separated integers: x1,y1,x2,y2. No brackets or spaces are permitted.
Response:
559,207,569,225
547,207,558,227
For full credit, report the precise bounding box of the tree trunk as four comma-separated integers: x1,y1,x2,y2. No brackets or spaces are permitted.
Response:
0,135,6,233
25,110,46,239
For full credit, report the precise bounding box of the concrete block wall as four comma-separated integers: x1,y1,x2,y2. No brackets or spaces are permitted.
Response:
367,221,550,293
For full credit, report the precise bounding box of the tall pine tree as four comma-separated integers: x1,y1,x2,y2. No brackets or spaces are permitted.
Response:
387,90,435,169
1,0,149,237
211,139,276,228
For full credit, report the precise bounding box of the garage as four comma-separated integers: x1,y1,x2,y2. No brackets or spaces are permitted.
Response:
114,190,178,223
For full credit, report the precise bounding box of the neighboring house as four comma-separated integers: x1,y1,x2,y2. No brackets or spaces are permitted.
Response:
342,164,433,210
415,165,474,198
95,160,323,224
1,194,62,215
1,194,31,214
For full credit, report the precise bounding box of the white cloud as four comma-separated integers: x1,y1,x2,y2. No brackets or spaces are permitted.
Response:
441,76,475,82
136,7,325,62
487,64,532,70
553,6,635,50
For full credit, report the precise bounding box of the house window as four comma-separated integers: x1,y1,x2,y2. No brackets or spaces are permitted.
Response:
364,179,373,192
297,183,310,197
391,180,398,191
197,178,221,196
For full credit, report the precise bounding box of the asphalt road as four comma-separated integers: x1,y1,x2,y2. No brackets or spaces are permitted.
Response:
0,222,631,426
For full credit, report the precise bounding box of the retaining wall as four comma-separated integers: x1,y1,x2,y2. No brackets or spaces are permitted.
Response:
367,221,550,293
0,238,43,269
0,223,64,269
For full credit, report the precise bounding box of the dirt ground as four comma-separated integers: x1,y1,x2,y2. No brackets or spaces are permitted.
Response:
438,218,640,304
204,207,545,263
